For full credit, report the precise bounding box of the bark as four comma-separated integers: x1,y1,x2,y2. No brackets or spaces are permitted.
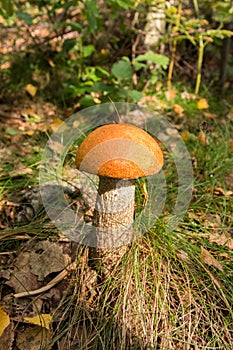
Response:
89,176,136,276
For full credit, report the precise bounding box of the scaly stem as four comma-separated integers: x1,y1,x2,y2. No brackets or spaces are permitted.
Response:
89,176,136,276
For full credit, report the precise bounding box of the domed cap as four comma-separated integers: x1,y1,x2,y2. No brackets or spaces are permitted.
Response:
76,123,163,179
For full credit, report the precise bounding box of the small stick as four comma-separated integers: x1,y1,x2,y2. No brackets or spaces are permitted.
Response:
14,262,76,298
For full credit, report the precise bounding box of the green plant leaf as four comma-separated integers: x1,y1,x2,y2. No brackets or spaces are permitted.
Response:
67,21,82,32
109,0,135,10
135,51,169,69
83,45,95,58
125,89,143,102
111,60,134,80
134,61,146,71
96,66,110,76
80,94,95,107
16,10,33,25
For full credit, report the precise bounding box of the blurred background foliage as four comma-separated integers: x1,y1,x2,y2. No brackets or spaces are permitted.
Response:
0,0,232,108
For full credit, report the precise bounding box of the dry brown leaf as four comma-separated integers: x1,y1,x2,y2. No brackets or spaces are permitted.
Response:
50,118,69,133
48,59,55,68
165,89,176,100
181,130,196,142
173,103,184,116
208,233,233,250
213,187,225,196
204,112,218,119
200,247,223,272
181,91,197,100
212,187,233,199
16,326,51,350
197,98,209,109
198,130,209,145
4,251,39,293
50,118,63,132
0,162,33,178
25,84,38,97
23,314,52,330
30,241,67,281
0,308,10,337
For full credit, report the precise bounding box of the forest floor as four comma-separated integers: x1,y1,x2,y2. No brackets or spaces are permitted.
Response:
0,88,233,349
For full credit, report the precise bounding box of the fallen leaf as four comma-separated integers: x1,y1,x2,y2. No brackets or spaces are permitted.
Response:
212,187,233,199
157,100,168,110
25,130,35,136
0,62,10,70
25,84,38,97
48,59,55,68
173,103,184,116
200,247,223,271
228,139,233,152
226,108,233,120
24,314,52,330
16,326,51,350
0,308,10,337
197,98,209,109
30,241,67,280
0,162,33,178
4,251,39,293
181,130,196,142
208,233,233,250
198,130,209,145
50,118,63,132
204,112,218,119
213,187,225,196
181,91,197,100
165,89,176,100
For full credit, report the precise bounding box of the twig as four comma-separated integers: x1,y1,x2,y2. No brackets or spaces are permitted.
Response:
14,261,76,298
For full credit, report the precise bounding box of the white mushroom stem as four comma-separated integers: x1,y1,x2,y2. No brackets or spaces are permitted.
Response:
89,176,136,274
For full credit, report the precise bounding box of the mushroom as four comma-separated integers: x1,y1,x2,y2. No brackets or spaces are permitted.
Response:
76,123,163,273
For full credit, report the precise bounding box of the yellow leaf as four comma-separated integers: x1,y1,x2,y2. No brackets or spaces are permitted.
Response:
173,103,184,116
26,130,35,136
24,314,52,330
197,98,209,109
25,84,38,97
50,118,63,132
0,307,10,337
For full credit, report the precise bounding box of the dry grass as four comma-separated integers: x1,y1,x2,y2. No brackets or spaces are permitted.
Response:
50,227,233,349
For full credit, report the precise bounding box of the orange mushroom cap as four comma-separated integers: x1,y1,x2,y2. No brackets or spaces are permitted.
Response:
76,123,163,179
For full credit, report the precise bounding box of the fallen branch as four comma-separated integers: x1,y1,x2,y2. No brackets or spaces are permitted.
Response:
14,261,76,298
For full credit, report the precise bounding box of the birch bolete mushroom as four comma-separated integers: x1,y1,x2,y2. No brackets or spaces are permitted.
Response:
76,123,163,273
